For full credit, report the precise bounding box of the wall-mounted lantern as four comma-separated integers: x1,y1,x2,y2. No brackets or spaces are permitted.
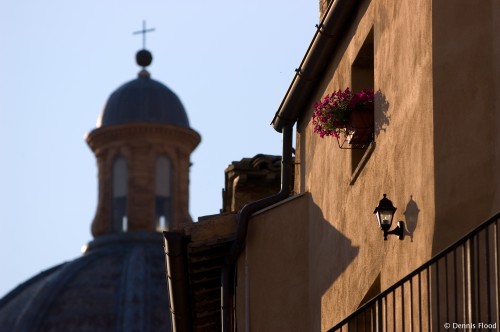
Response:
373,194,405,240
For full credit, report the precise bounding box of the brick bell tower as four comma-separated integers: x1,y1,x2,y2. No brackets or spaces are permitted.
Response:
86,49,200,237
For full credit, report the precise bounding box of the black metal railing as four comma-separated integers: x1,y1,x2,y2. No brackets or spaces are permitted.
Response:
328,212,500,332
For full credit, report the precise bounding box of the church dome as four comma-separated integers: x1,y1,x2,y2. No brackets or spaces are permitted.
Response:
0,232,171,331
96,50,190,128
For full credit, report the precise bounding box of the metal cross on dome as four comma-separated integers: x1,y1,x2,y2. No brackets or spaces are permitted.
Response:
133,20,155,49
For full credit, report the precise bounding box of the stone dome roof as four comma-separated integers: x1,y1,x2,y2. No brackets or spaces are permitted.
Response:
0,232,171,332
96,73,190,128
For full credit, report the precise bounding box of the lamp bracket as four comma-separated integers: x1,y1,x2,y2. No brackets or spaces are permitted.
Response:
383,221,405,241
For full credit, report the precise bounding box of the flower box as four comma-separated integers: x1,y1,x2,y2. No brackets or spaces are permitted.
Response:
346,108,374,147
312,88,374,149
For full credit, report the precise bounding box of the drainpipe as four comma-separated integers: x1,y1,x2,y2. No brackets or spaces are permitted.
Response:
222,124,294,331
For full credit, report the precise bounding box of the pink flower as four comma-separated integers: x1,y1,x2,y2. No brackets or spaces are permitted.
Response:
311,88,374,139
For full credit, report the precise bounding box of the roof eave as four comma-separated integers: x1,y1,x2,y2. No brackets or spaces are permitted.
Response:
271,0,361,132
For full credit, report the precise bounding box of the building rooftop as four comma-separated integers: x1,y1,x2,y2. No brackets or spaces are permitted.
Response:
96,50,190,129
0,232,170,332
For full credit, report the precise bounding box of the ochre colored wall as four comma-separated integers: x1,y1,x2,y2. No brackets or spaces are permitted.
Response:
236,195,310,331
432,0,500,254
295,0,435,329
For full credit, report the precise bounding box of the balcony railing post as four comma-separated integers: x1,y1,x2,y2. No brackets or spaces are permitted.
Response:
466,235,474,325
494,221,500,328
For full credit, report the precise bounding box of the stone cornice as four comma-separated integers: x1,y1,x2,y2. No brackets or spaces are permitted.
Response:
86,123,201,152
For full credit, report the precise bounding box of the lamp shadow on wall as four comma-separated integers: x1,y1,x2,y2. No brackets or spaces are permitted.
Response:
403,195,420,242
308,195,359,330
374,90,390,137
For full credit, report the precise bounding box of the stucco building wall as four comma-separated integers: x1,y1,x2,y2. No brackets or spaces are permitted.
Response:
296,0,435,328
235,195,310,331
432,0,500,254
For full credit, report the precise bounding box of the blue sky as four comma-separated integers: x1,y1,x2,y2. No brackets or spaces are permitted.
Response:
0,1,317,297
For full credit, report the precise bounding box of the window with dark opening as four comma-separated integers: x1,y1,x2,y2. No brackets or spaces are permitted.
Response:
112,157,128,232
351,28,374,174
155,156,172,230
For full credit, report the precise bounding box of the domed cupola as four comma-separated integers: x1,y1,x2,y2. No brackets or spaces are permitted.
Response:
86,49,201,237
0,45,196,331
97,50,190,129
